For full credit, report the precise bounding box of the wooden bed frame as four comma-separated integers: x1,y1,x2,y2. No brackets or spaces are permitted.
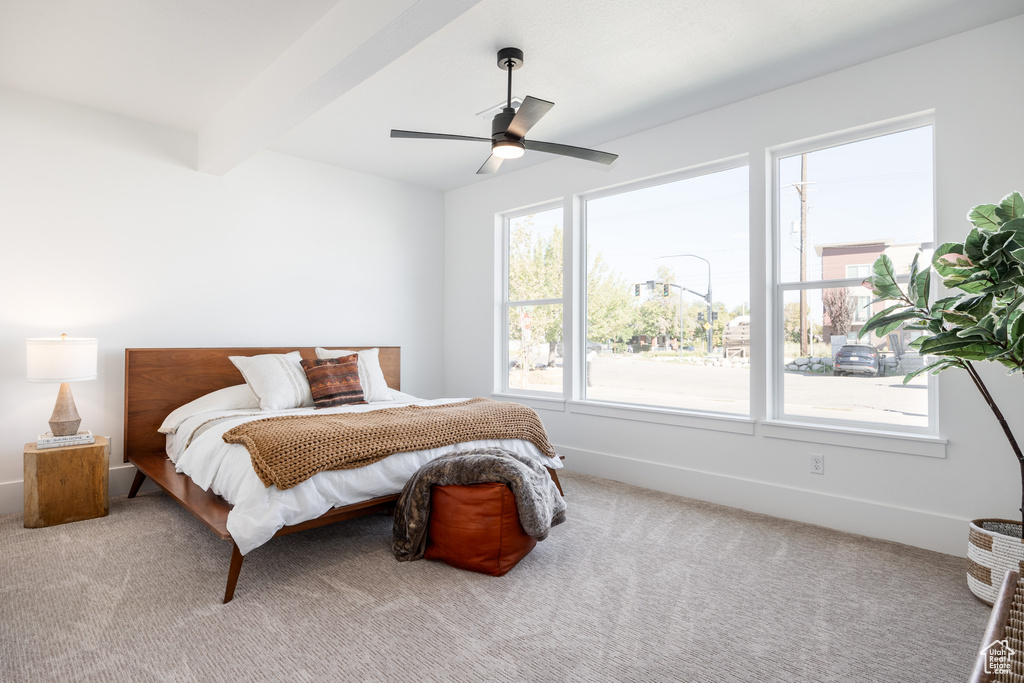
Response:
123,346,403,603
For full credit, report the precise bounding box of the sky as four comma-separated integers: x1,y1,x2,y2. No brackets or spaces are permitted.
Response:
514,124,935,315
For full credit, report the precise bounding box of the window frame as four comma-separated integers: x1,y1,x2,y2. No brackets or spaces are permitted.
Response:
768,114,939,435
499,201,566,398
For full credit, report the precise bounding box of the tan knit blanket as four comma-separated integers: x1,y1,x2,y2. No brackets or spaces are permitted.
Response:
222,398,557,490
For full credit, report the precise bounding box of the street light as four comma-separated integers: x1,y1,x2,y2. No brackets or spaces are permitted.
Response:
659,254,713,355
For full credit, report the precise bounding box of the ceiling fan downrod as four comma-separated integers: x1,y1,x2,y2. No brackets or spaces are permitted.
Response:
496,47,523,112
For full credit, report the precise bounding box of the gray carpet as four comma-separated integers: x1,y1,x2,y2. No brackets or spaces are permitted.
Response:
0,471,989,682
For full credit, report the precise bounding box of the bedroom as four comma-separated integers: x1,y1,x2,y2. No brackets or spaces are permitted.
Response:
3,1,1024,680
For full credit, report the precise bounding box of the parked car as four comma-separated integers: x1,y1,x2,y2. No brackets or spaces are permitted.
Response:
833,344,884,377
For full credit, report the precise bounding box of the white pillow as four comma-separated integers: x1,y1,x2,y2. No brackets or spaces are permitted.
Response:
229,351,314,411
315,347,391,402
158,384,259,434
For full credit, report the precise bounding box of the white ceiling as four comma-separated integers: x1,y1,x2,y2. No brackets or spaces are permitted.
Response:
1,0,1022,191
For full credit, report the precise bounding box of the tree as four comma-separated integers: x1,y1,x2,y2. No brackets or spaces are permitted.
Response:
508,219,562,375
587,253,634,343
861,192,1024,525
507,217,636,371
822,287,854,337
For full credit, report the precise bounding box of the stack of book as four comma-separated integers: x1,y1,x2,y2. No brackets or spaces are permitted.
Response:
36,430,96,449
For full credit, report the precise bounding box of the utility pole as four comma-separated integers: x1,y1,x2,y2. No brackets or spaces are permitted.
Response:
795,154,810,356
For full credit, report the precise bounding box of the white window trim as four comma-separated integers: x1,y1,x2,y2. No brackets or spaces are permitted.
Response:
498,200,566,398
767,111,939,436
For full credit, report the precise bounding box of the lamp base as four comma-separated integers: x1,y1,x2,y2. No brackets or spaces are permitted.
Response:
48,383,82,436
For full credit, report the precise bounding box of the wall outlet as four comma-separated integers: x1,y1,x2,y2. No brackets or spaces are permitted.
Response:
810,454,824,475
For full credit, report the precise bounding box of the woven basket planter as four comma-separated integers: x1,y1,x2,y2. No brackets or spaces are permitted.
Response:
968,519,1024,605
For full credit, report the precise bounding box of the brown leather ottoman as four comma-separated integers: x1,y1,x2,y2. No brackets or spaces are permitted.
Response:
424,482,536,576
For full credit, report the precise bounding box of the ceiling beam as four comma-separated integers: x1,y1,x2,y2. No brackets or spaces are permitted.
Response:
197,0,482,175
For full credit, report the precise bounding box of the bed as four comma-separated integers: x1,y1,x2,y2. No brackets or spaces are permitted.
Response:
123,346,563,603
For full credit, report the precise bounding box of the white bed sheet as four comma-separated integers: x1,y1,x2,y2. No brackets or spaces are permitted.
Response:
168,395,562,555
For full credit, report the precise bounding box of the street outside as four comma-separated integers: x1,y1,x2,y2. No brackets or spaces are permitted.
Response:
512,353,928,427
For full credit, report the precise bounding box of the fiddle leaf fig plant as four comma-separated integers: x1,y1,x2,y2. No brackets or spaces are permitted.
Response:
859,191,1024,528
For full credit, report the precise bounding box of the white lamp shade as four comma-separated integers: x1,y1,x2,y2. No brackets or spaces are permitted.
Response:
26,337,98,383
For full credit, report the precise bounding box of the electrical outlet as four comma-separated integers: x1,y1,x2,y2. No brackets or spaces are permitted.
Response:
810,454,824,475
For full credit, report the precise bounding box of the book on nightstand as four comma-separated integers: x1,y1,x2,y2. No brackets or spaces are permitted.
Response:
35,430,95,448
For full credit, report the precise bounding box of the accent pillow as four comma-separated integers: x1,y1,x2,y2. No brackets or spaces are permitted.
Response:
315,347,390,402
300,355,366,408
229,351,314,411
158,384,259,434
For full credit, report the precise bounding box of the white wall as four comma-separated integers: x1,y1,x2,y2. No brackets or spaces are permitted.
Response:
0,87,445,513
443,16,1024,556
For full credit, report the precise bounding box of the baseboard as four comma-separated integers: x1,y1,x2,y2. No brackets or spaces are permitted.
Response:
0,464,147,518
555,444,971,557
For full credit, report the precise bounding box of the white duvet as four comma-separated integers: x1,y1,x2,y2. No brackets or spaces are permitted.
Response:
167,394,562,555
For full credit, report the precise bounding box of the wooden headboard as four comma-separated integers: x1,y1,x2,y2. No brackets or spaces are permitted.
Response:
123,347,400,464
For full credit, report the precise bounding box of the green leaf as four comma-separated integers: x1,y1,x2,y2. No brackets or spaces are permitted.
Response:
981,231,1017,266
858,304,910,338
960,270,997,287
965,228,987,262
969,203,1002,230
907,252,920,302
917,334,998,359
999,217,1024,243
939,309,977,326
912,267,931,309
952,293,994,317
866,309,927,338
956,325,997,341
902,358,962,384
996,192,1024,223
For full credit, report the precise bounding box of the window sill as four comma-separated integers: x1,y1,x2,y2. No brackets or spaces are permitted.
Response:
760,420,946,458
567,400,755,435
490,392,567,413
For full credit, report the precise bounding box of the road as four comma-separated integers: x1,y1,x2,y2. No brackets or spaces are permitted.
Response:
516,354,929,427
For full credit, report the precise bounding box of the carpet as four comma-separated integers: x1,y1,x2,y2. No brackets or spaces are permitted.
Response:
0,471,988,682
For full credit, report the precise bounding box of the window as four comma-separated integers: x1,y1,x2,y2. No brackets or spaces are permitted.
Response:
773,122,935,430
845,265,872,323
582,163,750,415
503,206,564,395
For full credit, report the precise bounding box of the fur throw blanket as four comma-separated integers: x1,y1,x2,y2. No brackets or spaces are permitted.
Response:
392,447,566,562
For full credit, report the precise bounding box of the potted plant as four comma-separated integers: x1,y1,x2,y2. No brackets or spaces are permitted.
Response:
859,191,1024,604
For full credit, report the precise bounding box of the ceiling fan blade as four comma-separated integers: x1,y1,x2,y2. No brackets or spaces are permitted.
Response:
506,96,554,139
390,129,490,143
523,139,618,165
477,154,504,174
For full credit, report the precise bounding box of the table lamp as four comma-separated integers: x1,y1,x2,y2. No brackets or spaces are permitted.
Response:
26,335,98,436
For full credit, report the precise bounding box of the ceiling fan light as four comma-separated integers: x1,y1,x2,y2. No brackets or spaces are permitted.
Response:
492,140,525,159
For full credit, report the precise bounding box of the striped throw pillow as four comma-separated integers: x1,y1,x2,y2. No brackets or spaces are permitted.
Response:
300,355,366,408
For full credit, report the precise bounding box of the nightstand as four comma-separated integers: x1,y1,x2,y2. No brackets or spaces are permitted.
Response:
24,435,109,528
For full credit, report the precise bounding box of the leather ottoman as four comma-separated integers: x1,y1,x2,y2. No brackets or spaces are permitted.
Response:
424,482,536,576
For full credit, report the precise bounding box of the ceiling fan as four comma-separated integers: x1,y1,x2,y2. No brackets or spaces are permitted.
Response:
390,47,618,175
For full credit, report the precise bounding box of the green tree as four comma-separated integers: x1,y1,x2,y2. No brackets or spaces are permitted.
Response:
508,219,562,372
508,217,636,368
632,265,684,345
587,253,633,343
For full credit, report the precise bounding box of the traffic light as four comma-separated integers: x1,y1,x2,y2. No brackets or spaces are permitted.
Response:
663,283,669,297
634,284,641,297
712,311,719,321
697,312,704,322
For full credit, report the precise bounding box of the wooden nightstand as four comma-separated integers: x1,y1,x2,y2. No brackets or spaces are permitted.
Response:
24,435,109,528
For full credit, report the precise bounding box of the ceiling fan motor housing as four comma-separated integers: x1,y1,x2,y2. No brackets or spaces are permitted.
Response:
492,108,519,143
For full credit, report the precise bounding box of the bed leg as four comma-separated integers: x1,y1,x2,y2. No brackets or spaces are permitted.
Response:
127,470,146,499
223,543,244,604
548,468,564,496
